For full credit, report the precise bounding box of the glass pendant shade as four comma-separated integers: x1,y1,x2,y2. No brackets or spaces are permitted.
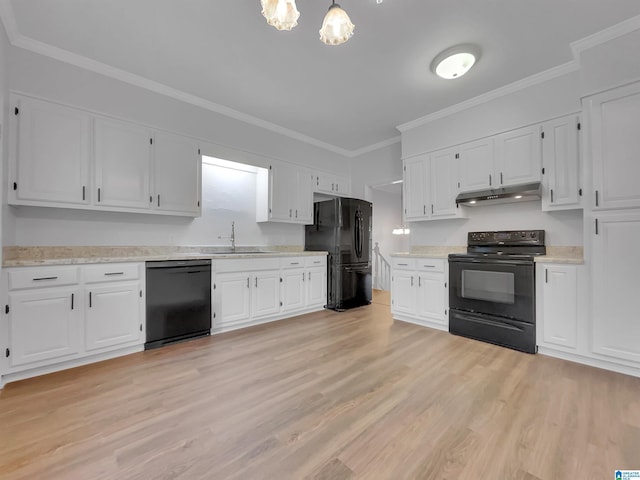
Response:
319,3,355,46
261,0,299,31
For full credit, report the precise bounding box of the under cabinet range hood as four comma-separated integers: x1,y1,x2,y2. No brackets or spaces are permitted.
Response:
456,182,542,207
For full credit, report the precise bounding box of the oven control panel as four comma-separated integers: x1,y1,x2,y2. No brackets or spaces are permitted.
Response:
468,230,545,246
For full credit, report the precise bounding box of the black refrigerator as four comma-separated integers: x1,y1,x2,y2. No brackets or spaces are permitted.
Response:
305,197,372,311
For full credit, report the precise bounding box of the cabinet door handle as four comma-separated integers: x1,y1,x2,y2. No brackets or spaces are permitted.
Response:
82,186,86,201
104,272,124,276
595,218,599,235
418,277,421,287
89,292,92,308
295,210,298,218
423,205,426,215
431,204,434,215
157,194,161,207
247,277,250,288
71,293,75,310
302,272,305,282
308,272,311,281
500,172,503,184
422,264,436,268
255,277,258,288
316,177,319,186
411,276,414,287
397,263,408,266
98,187,101,202
550,189,554,203
489,174,492,186
289,209,292,218
595,190,599,207
545,269,548,283
33,276,58,281
332,183,335,191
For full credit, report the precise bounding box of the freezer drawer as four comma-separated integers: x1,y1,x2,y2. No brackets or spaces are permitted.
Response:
328,263,372,311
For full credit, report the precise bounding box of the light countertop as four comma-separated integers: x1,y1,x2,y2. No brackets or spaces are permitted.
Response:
390,246,584,264
2,246,327,267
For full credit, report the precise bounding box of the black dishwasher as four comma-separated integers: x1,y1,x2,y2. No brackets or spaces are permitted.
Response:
145,259,212,349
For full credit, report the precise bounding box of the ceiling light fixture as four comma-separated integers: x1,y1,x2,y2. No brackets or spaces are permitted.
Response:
319,1,355,45
260,0,300,31
431,44,480,79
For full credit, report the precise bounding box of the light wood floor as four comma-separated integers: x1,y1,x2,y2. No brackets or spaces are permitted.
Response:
1,297,639,480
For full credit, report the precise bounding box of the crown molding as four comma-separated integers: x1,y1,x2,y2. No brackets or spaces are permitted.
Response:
396,61,579,133
571,14,640,58
348,136,401,158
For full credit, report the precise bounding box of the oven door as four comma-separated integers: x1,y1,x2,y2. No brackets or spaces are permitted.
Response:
448,257,535,323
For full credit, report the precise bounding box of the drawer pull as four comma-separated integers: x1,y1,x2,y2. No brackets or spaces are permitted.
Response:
313,261,321,264
397,263,408,266
104,272,125,276
422,264,436,268
33,276,58,281
290,262,300,265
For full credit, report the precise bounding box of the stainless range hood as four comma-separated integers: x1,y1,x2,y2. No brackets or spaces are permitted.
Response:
455,182,542,207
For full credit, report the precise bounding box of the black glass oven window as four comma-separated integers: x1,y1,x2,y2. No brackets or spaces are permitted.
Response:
462,270,515,304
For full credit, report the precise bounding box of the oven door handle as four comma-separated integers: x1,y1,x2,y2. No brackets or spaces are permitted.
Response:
449,258,533,266
454,313,526,332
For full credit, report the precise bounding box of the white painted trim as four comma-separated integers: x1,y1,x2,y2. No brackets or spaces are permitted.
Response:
349,136,401,158
538,347,640,379
0,0,18,42
571,14,640,58
396,61,579,133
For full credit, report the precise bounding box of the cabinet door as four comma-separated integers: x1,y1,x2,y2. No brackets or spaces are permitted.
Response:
587,82,640,210
542,115,581,211
153,132,201,216
85,282,142,351
94,117,151,209
458,138,494,192
11,96,90,205
281,268,306,312
391,270,416,315
294,169,313,224
416,273,446,325
315,172,336,194
495,124,542,186
213,272,251,327
591,212,640,363
540,265,577,349
307,267,327,308
430,148,460,218
251,271,281,320
403,155,428,221
268,163,293,221
8,288,81,367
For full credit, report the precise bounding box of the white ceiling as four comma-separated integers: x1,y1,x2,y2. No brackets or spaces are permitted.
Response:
3,0,640,155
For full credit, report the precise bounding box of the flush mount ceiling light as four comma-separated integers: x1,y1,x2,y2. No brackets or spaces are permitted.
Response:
260,0,300,31
431,44,480,79
260,0,354,45
319,1,355,46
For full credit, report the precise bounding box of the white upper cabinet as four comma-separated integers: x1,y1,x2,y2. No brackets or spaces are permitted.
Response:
313,172,350,196
494,124,542,187
94,117,152,210
586,81,640,211
153,131,201,216
8,94,201,217
458,138,494,192
9,95,91,206
257,162,313,224
403,155,428,221
541,115,582,211
430,147,461,218
403,151,463,222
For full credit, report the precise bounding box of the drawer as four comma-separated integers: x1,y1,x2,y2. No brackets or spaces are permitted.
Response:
305,256,326,268
415,258,445,273
281,257,306,269
83,263,141,283
392,258,415,270
8,266,80,290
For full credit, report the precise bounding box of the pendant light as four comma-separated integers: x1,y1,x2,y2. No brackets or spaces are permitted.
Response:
319,1,355,46
261,0,300,31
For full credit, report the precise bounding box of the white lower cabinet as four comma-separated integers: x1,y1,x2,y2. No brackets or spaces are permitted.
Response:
536,263,578,351
8,287,82,367
2,263,145,386
391,257,448,331
212,255,327,332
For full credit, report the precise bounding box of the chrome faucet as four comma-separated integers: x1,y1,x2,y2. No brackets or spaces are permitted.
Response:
218,221,236,252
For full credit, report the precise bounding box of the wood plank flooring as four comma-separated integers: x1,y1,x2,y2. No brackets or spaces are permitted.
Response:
1,297,639,479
